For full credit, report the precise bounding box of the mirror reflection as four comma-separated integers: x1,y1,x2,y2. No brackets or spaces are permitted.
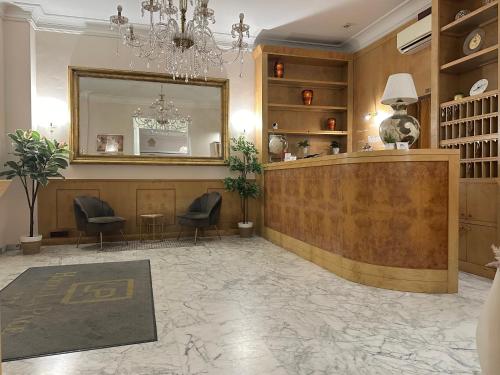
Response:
71,69,228,164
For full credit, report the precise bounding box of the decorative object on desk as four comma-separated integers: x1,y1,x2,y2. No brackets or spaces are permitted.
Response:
274,61,284,78
326,118,337,130
268,134,288,162
455,9,471,20
379,73,420,147
454,93,465,101
382,133,396,150
297,139,310,158
272,122,279,130
476,245,500,375
470,79,489,96
361,143,373,152
330,141,340,155
302,89,314,105
463,28,485,56
396,142,410,150
96,134,124,154
0,130,70,255
224,136,262,238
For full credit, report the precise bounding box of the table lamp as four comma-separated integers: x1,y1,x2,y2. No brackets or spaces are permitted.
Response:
379,73,420,147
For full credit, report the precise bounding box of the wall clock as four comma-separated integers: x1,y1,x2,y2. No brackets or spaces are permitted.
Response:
463,28,485,55
470,79,489,96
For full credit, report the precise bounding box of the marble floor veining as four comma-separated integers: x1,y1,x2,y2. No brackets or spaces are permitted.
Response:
0,237,493,375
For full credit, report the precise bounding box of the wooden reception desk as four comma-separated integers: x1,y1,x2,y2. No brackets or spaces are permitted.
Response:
262,150,459,293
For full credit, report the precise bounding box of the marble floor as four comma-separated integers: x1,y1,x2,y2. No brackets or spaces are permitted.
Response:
0,236,492,375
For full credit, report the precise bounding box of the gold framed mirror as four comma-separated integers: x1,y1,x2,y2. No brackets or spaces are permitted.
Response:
69,67,229,165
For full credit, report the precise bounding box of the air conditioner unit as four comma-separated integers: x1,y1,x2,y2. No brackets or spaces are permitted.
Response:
397,14,432,54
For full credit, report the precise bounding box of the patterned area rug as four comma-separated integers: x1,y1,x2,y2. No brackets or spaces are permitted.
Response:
0,260,157,361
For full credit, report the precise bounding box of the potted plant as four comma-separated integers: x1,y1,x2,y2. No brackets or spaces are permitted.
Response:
330,141,340,155
297,139,310,158
0,130,70,254
382,133,397,150
224,136,263,238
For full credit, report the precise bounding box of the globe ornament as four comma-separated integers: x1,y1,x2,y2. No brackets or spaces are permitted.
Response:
379,103,420,146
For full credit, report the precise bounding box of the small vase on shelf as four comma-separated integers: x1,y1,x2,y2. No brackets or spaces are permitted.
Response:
274,61,284,78
302,90,314,105
326,118,337,131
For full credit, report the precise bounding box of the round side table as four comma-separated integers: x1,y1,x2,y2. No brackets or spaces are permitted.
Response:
140,214,165,241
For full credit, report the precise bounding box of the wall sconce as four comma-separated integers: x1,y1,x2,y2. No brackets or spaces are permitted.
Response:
231,109,256,136
364,112,378,121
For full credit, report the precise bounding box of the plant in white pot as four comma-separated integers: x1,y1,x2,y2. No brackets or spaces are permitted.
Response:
477,245,500,374
297,139,310,158
0,130,69,254
224,136,262,238
382,133,397,150
330,140,340,155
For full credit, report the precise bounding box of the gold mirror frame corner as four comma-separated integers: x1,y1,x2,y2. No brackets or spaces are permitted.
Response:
68,66,230,166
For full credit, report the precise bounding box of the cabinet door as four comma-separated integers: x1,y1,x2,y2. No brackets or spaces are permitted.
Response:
459,224,467,261
466,224,497,267
459,183,466,221
466,183,498,223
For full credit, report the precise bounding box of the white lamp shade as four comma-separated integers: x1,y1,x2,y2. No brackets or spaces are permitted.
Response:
381,73,418,105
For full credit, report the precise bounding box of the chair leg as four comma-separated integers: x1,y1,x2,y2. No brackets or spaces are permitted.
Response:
215,225,222,240
120,229,128,245
99,232,103,250
76,232,82,248
194,227,198,245
177,226,183,240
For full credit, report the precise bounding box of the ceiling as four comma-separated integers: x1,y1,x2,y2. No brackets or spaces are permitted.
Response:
2,0,431,51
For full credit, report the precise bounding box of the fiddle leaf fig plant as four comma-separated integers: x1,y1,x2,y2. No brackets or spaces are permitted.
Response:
224,136,263,224
0,130,70,237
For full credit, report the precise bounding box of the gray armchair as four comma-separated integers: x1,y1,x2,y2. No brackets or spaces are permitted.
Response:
177,192,222,244
73,196,127,249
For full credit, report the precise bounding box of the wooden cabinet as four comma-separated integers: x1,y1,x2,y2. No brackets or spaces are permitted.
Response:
459,180,499,278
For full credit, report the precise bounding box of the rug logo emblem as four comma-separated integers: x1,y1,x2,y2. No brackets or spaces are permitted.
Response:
61,279,135,304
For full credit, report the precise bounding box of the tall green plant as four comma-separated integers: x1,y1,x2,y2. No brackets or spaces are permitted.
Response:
0,130,70,237
224,136,263,224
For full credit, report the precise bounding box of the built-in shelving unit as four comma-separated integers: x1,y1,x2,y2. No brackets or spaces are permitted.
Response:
254,45,353,163
440,45,499,73
441,0,498,35
432,0,500,279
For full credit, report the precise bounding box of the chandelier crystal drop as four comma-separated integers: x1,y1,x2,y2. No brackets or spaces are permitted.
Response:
133,85,192,133
110,1,251,81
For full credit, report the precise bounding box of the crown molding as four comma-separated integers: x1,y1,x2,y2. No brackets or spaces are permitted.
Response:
342,0,432,52
3,1,430,53
3,2,256,47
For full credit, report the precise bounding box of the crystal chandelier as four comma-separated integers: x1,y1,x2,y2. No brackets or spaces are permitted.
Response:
133,85,192,133
110,1,251,81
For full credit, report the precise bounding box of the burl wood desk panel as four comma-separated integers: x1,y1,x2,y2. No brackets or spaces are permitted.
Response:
263,150,459,293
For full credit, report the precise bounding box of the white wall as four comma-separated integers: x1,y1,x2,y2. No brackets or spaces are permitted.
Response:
0,24,256,246
0,15,6,249
0,18,36,248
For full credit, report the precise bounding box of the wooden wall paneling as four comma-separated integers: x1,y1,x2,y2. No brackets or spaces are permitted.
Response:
136,189,176,227
38,180,257,244
56,189,100,234
354,21,432,151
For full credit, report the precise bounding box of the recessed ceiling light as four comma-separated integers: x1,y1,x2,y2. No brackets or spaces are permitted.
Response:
343,23,354,29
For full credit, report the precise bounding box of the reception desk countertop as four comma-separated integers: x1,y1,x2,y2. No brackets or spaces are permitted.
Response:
262,150,459,293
